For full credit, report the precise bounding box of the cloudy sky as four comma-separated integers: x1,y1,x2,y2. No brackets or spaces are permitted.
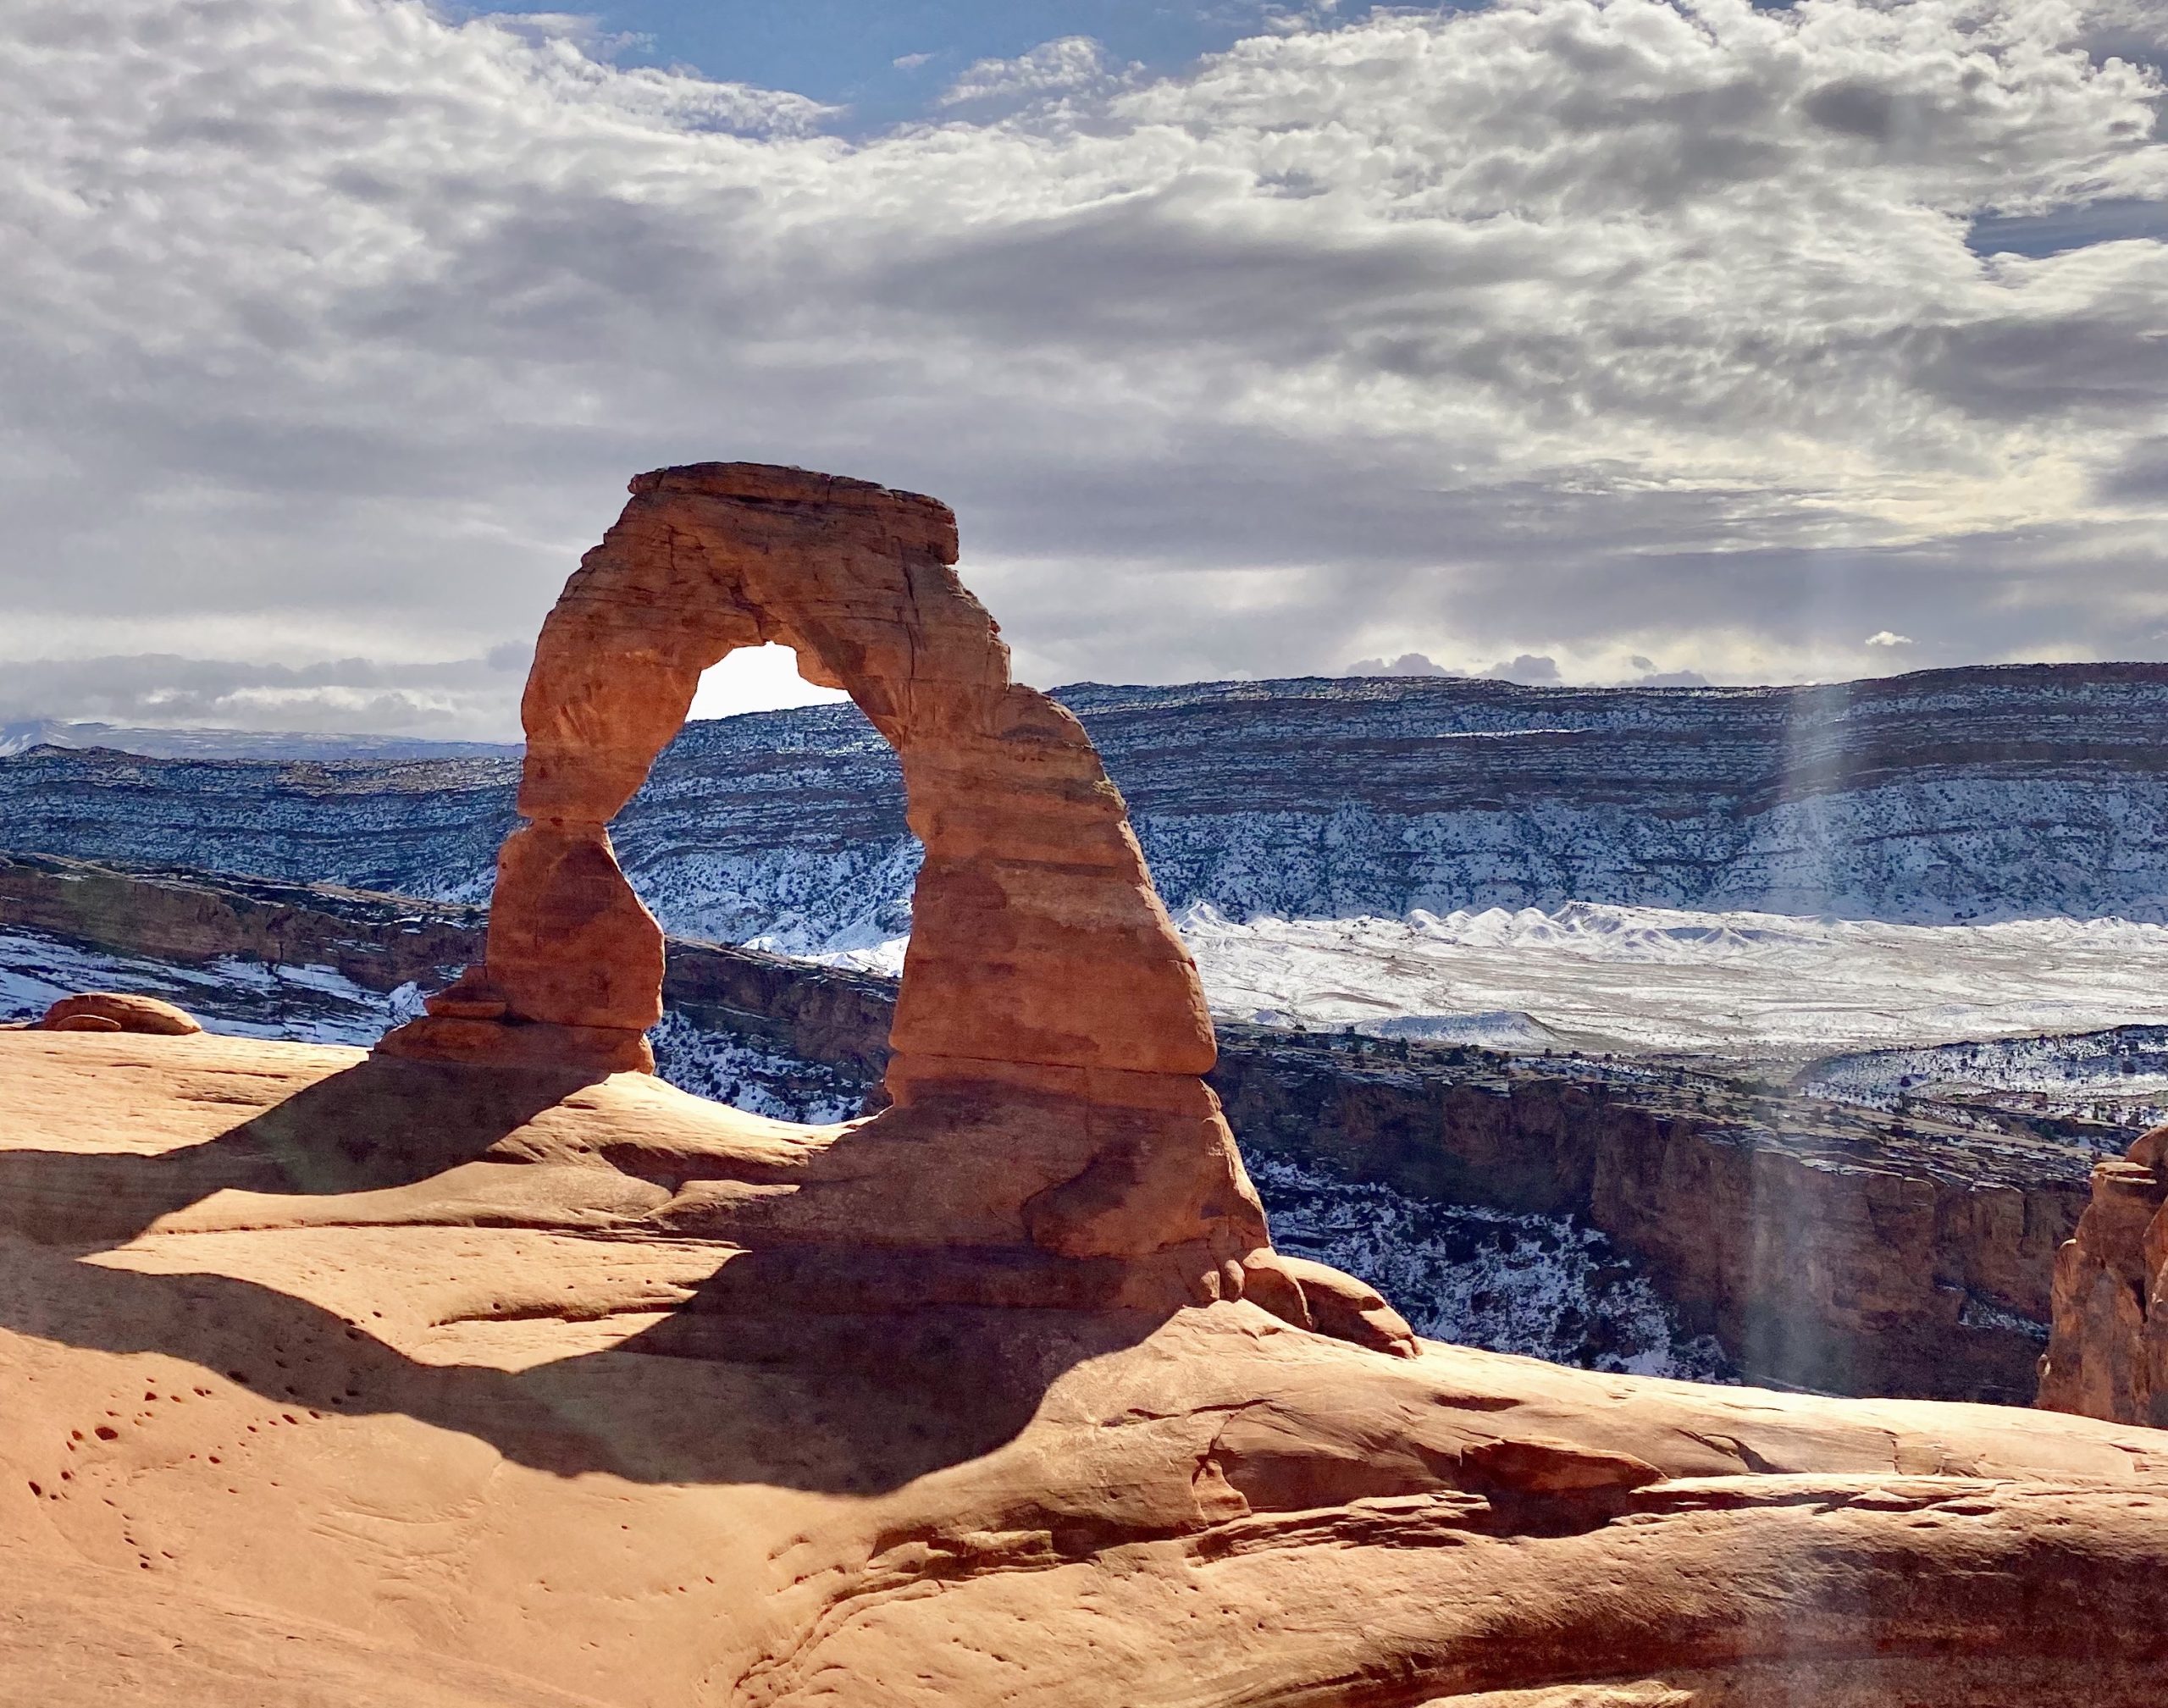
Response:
4,0,2166,736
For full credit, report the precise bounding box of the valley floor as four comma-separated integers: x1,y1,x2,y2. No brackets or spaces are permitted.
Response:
817,900,2168,1061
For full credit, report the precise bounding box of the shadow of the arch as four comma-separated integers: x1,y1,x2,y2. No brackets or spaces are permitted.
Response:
0,1057,604,1246
0,1238,1164,1493
0,1055,1170,1493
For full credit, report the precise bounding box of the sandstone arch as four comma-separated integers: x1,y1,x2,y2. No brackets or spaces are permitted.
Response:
380,462,1413,1346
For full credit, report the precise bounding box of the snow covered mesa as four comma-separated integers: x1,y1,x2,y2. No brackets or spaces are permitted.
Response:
5,665,2167,956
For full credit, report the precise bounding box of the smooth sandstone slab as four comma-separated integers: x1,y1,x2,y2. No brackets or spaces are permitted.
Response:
4,1030,2167,1707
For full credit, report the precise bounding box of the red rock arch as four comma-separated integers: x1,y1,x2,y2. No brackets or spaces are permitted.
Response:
381,463,1412,1346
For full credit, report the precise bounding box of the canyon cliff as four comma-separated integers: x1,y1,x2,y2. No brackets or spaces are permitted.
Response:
2038,1123,2168,1426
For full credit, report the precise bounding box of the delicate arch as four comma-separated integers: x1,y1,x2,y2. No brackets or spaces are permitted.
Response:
391,462,1212,1086
379,462,1413,1350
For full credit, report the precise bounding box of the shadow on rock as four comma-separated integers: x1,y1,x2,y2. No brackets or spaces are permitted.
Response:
0,1056,618,1246
0,1056,1167,1494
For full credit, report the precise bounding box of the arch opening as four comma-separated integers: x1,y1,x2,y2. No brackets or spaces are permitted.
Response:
609,639,917,962
686,644,849,724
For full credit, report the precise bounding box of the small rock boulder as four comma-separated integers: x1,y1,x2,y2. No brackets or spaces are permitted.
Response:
37,992,204,1036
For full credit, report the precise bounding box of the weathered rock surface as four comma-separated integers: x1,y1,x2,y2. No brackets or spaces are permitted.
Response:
379,463,1405,1346
3,1027,2168,1705
1214,1031,2099,1402
0,849,485,993
2038,1123,2168,1426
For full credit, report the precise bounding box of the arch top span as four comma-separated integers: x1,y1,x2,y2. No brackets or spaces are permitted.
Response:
518,461,966,828
377,462,1416,1351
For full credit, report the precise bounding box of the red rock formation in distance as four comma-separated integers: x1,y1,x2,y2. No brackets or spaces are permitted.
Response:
2038,1122,2168,1426
379,462,1413,1352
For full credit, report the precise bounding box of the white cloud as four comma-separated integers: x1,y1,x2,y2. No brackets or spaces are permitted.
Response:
0,652,525,736
1866,630,1917,647
1486,653,1562,683
2,0,2165,735
1344,652,1452,677
893,51,935,71
939,36,1112,107
482,12,650,62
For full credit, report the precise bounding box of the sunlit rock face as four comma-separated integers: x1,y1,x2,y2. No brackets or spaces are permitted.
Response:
2039,1124,2168,1427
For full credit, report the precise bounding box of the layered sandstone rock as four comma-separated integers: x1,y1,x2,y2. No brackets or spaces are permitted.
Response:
3,1027,2168,1706
379,463,1407,1348
2038,1123,2168,1426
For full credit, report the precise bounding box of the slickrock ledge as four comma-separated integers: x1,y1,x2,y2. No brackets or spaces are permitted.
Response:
379,462,1409,1348
5,1030,2168,1705
2038,1122,2168,1425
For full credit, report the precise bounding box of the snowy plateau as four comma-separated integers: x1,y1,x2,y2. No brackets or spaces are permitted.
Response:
10,666,2168,942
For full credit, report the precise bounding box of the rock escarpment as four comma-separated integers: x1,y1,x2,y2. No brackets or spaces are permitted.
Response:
380,462,1409,1350
0,850,484,992
1214,1031,2094,1402
2038,1124,2168,1425
14,665,2168,942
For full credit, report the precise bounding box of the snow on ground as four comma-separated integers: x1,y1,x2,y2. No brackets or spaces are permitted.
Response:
1250,1154,1734,1381
1172,901,2168,1059
1795,1027,2168,1130
0,927,392,1045
805,900,2168,1059
644,1010,870,1124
